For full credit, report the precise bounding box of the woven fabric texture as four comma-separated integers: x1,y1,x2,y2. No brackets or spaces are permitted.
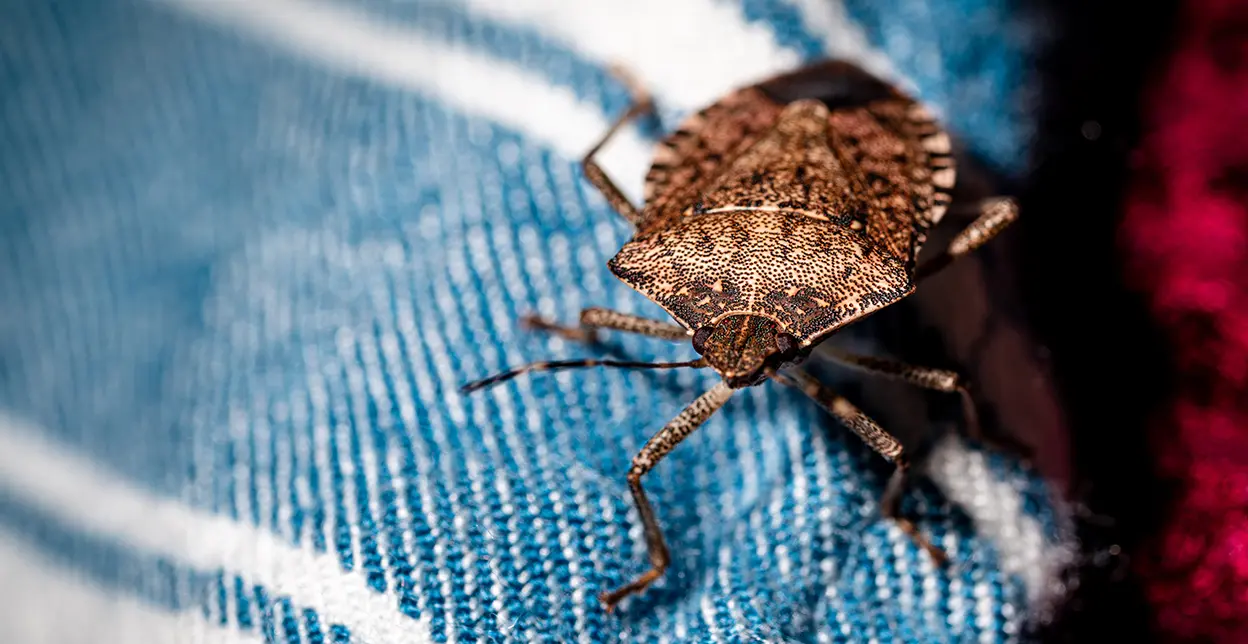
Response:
0,1,1070,642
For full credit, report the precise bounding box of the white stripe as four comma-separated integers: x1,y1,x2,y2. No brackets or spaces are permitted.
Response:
926,435,1074,615
157,0,907,208
699,593,728,644
0,535,265,644
0,415,433,644
779,0,921,96
155,0,650,202
459,0,802,112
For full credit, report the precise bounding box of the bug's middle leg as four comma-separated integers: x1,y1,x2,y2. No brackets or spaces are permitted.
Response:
582,65,653,226
822,347,1033,459
600,381,735,611
772,368,947,564
822,348,980,436
522,307,688,344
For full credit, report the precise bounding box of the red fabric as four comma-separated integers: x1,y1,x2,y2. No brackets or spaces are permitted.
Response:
1119,0,1248,640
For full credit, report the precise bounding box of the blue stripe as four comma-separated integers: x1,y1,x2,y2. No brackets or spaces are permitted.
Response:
304,386,330,556
0,0,328,496
279,596,302,643
304,607,329,644
364,319,423,620
327,386,356,573
215,571,229,627
381,278,452,630
234,574,255,630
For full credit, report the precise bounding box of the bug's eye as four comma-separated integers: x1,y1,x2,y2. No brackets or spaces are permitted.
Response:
774,333,797,354
692,326,713,354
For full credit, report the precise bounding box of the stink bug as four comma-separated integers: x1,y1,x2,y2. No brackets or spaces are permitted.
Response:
461,60,1020,611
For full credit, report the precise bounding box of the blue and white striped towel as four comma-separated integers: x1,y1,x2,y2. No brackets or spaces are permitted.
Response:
0,1,1072,642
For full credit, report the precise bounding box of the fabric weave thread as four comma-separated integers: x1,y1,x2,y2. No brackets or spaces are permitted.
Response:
0,1,1069,642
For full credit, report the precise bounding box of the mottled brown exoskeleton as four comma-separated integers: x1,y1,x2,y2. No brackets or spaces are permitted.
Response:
461,60,1019,611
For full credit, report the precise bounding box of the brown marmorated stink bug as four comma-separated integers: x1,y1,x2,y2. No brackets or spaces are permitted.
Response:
461,60,1020,611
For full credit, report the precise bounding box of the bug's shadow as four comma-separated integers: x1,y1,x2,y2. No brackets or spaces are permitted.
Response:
827,143,1071,486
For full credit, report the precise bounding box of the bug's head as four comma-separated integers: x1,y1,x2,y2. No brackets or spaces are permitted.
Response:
693,315,804,388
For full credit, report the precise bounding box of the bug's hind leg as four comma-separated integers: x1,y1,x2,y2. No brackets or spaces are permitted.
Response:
522,307,688,344
772,368,947,564
916,196,1019,282
582,65,653,226
821,347,1033,461
600,381,736,611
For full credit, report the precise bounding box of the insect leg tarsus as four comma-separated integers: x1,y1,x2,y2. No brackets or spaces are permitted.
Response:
880,457,948,565
916,196,1019,281
821,347,1033,460
522,307,688,343
582,66,654,226
600,381,735,612
773,368,948,563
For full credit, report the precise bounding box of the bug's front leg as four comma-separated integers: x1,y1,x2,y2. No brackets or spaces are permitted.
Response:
772,368,947,564
522,307,688,344
916,196,1019,281
601,381,735,612
582,65,653,226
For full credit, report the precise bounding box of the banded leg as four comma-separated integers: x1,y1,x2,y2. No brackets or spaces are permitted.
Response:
823,347,1033,459
823,348,979,438
772,368,947,564
601,381,736,611
916,196,1019,282
522,307,688,344
583,65,653,226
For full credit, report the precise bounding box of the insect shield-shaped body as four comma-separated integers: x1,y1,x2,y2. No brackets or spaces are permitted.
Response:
462,60,1019,612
